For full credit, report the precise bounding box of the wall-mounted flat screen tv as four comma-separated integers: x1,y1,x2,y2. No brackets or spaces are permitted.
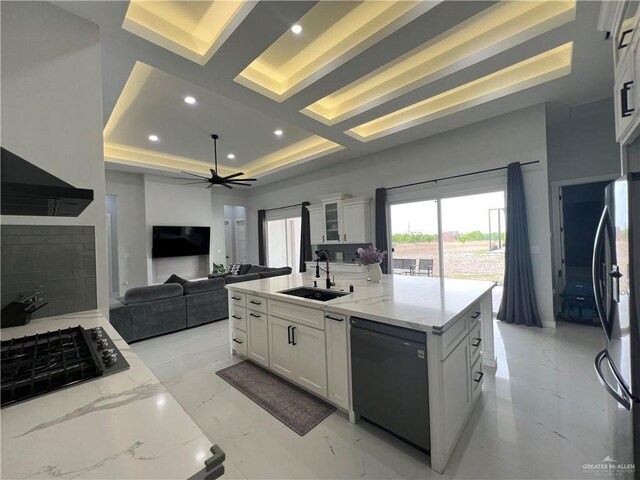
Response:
152,226,210,258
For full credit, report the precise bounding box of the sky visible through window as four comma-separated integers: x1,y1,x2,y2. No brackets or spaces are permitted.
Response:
391,191,505,234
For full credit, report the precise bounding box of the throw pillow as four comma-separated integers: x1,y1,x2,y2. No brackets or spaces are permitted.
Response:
164,274,188,285
237,264,252,275
227,264,241,275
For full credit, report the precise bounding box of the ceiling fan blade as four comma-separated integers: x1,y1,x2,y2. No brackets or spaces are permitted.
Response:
182,181,209,185
235,178,257,182
221,183,233,189
223,172,244,180
180,171,210,179
225,181,252,186
206,183,213,189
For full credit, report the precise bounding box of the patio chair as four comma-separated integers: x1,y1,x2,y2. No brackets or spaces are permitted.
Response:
402,258,417,275
392,258,405,274
418,259,434,277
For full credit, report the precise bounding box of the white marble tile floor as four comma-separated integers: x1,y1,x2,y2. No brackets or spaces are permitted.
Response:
132,318,611,479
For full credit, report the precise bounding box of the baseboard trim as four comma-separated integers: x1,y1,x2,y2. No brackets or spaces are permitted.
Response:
542,320,556,328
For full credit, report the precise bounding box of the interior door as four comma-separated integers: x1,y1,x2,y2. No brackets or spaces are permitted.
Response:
224,220,234,265
235,220,248,263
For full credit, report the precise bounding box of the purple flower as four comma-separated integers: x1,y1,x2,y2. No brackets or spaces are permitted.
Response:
356,245,387,265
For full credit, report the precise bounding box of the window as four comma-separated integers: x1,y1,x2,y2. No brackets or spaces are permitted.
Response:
266,209,301,268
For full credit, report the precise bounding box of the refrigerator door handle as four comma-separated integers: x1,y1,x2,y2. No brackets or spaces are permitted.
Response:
593,207,613,338
595,349,631,410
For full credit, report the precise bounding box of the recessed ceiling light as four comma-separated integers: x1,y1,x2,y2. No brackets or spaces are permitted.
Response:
184,96,196,104
274,129,283,136
227,153,235,159
148,134,159,142
291,24,302,34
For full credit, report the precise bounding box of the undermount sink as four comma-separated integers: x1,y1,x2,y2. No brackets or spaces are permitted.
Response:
278,287,350,302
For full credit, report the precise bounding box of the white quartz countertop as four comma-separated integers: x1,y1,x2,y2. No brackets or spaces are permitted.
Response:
226,273,494,333
1,310,212,480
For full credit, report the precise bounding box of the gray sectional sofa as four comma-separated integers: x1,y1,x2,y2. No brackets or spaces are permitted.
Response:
109,265,292,342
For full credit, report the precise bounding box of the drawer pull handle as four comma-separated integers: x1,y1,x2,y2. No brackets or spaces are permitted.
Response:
250,313,261,318
471,338,482,348
250,300,262,305
471,311,481,319
232,338,243,345
325,315,344,322
231,296,241,301
473,372,484,383
232,315,242,320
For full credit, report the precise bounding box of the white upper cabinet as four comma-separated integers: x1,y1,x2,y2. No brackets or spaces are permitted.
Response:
307,204,325,244
342,197,372,244
609,1,640,145
306,194,371,245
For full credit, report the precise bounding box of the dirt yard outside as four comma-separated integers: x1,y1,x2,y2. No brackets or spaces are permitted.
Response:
393,240,505,284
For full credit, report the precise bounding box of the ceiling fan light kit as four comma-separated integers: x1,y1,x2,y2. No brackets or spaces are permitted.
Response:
174,134,257,189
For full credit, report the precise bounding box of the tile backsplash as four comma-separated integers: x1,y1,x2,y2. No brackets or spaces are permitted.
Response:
1,225,97,319
314,243,370,263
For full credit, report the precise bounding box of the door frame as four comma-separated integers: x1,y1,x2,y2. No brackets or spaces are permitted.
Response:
550,174,618,317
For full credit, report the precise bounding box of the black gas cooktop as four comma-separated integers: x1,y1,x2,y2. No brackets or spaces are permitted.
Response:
0,325,129,407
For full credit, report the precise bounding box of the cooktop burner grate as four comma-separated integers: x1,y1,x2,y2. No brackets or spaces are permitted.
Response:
1,326,103,407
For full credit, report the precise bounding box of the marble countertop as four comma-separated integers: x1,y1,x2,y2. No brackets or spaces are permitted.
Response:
226,273,494,333
1,310,212,479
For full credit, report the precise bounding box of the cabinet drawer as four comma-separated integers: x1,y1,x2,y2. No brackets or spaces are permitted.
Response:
469,321,482,360
229,291,246,308
467,305,481,330
470,355,483,401
247,295,267,314
230,306,247,332
232,328,247,357
440,315,468,360
268,299,325,330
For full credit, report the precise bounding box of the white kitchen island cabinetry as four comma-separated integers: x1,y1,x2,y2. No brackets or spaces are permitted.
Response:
226,273,494,475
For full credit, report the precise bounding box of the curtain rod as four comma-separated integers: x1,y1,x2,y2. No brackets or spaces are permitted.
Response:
385,160,540,192
263,202,307,212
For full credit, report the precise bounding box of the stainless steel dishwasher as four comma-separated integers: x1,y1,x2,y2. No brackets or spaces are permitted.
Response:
350,317,430,451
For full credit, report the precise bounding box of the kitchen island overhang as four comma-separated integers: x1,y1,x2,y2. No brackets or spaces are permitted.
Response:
226,272,496,473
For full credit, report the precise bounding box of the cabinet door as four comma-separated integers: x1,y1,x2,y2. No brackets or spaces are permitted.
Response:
248,312,269,367
325,313,349,409
308,206,325,245
324,202,341,243
292,323,328,398
342,202,370,243
268,316,295,380
441,337,470,453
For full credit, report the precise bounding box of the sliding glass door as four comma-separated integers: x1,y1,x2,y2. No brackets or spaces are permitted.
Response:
266,217,301,268
389,190,505,298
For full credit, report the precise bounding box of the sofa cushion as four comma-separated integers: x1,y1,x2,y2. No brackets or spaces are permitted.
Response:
208,272,229,279
225,273,260,284
258,267,293,279
123,284,183,305
237,264,253,275
164,274,188,285
183,277,225,295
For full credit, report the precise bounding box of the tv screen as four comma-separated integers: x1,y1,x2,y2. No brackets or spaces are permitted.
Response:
152,226,210,258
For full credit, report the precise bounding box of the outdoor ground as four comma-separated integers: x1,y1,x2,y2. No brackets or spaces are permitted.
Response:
393,240,505,283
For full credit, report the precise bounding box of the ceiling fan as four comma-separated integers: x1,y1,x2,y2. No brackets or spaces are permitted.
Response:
174,134,257,189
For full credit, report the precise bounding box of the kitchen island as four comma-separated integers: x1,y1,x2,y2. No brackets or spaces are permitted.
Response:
226,272,495,474
0,310,215,480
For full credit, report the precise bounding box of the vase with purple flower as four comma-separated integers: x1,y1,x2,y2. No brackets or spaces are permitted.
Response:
356,245,387,283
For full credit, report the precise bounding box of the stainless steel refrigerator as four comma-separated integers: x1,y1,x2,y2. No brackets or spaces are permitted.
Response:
593,173,640,476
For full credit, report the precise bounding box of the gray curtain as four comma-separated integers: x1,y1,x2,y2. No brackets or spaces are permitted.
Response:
299,201,311,272
258,210,267,266
497,162,542,327
375,188,390,274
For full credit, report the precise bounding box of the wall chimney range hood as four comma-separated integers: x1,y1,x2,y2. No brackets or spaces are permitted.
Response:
1,147,94,217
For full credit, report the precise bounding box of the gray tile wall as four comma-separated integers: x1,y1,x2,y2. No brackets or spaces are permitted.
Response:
315,243,371,263
1,225,97,319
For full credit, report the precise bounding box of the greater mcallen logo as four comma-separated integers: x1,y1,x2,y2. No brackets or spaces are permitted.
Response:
583,456,635,476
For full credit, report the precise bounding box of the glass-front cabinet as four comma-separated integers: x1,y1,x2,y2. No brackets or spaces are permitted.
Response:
324,202,341,243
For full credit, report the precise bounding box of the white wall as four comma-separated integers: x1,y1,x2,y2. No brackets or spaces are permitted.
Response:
246,105,556,326
105,171,247,285
1,1,109,315
105,171,147,294
547,98,620,182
